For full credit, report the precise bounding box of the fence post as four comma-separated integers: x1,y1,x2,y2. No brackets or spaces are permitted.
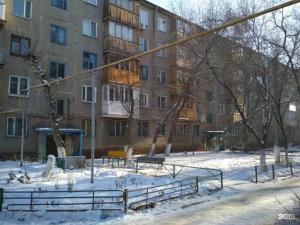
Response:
220,171,223,189
172,165,176,179
272,164,275,180
290,162,293,176
92,191,95,210
30,192,33,211
123,189,128,214
195,177,199,193
135,162,138,173
255,166,258,183
0,188,3,212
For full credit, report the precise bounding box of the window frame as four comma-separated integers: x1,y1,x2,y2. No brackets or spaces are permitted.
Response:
218,104,225,115
138,121,149,136
158,96,167,109
83,51,97,69
83,19,98,38
158,70,166,83
50,61,66,79
157,16,167,32
51,0,67,10
84,0,98,6
8,75,30,97
82,85,96,103
12,0,32,19
10,34,30,57
6,116,28,137
139,8,149,28
139,93,149,108
50,24,67,45
140,65,148,80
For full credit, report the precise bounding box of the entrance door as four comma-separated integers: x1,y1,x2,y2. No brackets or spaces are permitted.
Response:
46,135,65,157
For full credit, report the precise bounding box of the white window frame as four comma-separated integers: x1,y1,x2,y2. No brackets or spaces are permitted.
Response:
83,19,98,38
158,96,167,109
82,85,96,103
6,116,28,137
12,0,32,19
84,0,97,6
157,41,167,57
157,16,167,32
289,102,296,112
8,75,29,97
158,70,166,83
139,93,148,108
138,37,148,52
139,8,149,28
218,104,225,115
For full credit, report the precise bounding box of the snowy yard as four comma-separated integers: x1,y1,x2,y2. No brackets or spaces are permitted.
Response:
0,150,300,224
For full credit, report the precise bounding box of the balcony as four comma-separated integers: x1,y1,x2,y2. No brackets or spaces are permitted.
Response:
102,84,140,118
104,67,140,86
0,3,5,26
104,2,139,28
103,36,138,55
179,108,198,121
227,112,242,123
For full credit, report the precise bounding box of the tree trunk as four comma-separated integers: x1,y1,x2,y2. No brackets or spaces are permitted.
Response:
274,123,280,164
259,148,267,172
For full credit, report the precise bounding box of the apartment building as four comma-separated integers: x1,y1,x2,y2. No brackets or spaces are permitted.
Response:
0,0,299,159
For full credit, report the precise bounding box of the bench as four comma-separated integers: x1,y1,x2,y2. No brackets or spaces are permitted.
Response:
108,150,126,158
136,156,165,164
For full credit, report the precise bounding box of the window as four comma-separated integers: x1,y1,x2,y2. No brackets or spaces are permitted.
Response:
193,125,200,136
138,121,149,136
218,104,225,115
229,125,239,136
9,76,29,97
218,84,225,94
12,0,31,19
83,19,97,38
7,117,27,137
139,9,149,28
108,21,133,42
158,71,166,83
176,124,189,136
51,0,67,9
50,24,67,45
206,91,213,102
139,93,148,107
232,47,243,60
157,16,166,32
158,96,166,109
138,37,148,52
56,99,64,116
140,65,148,80
84,0,97,6
82,119,91,137
289,103,296,112
176,19,191,34
82,85,96,102
110,0,134,11
50,62,66,78
108,120,127,136
207,113,214,124
83,51,97,69
159,124,166,135
10,35,30,56
157,42,167,57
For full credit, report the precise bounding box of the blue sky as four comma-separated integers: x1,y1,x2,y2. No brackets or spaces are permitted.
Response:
147,0,170,10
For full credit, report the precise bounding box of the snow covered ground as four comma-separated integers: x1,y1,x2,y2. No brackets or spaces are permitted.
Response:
0,150,300,224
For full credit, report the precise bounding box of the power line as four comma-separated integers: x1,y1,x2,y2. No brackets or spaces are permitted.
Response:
26,0,300,91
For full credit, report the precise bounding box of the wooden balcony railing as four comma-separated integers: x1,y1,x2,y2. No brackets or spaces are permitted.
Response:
179,108,198,121
104,3,139,27
104,67,140,86
103,36,138,55
227,112,242,123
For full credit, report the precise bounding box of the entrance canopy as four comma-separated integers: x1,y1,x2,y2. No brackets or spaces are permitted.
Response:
35,128,85,156
35,128,85,135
